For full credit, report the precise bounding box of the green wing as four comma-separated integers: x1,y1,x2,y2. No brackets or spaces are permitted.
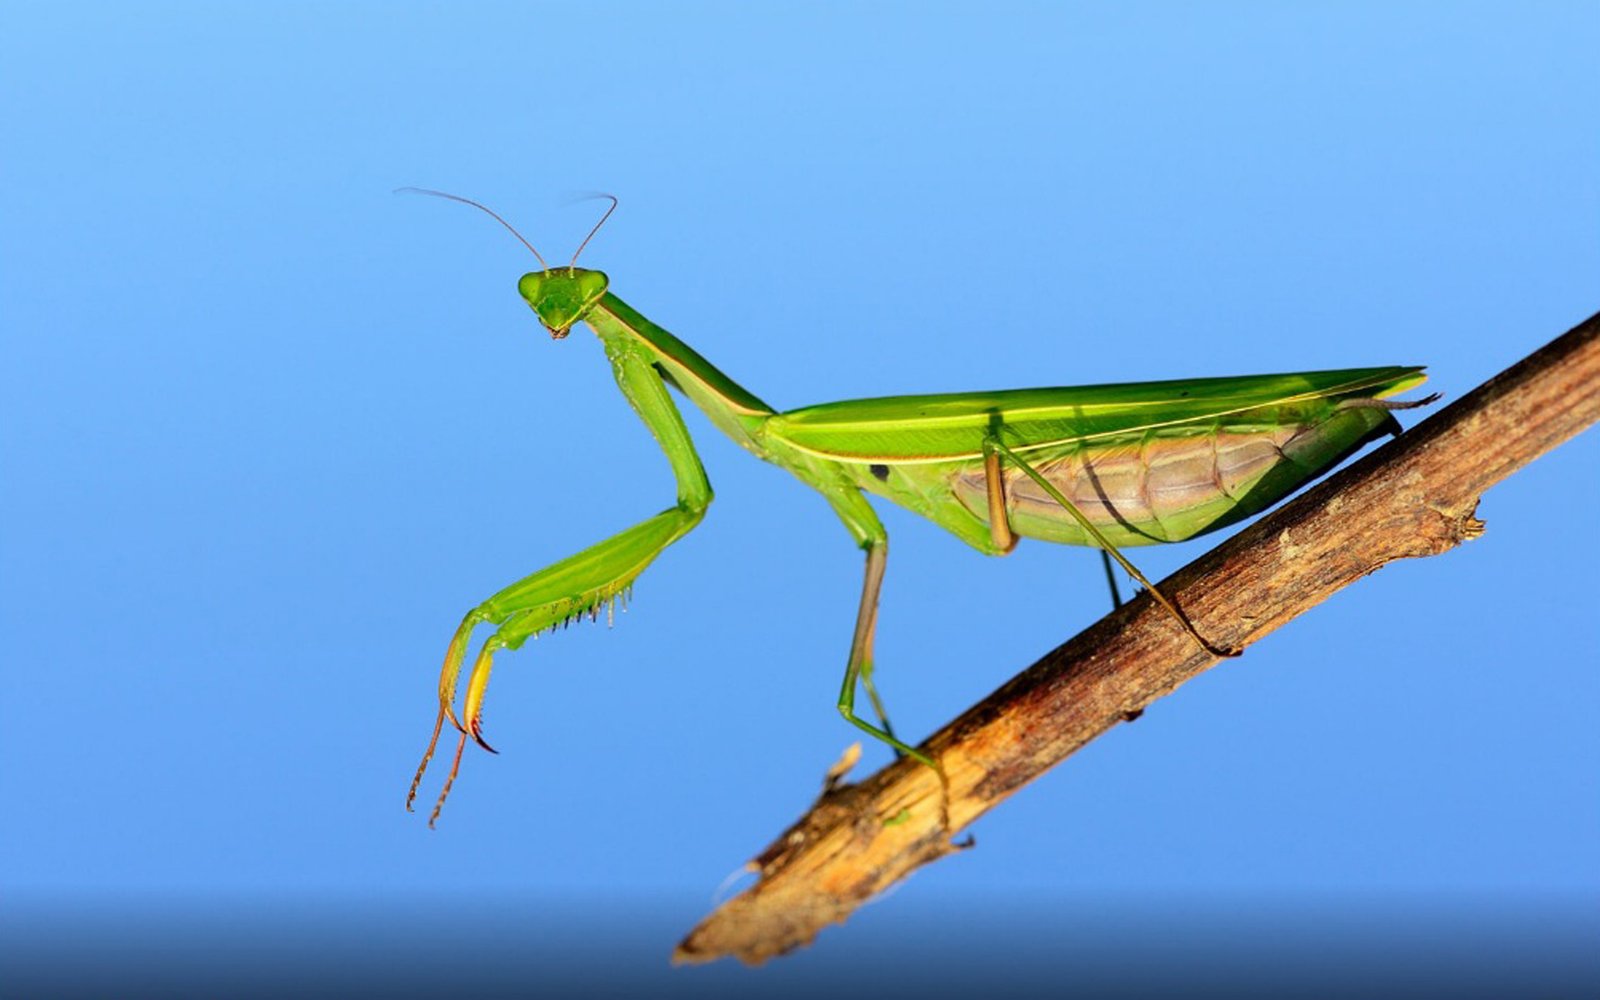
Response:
769,366,1427,462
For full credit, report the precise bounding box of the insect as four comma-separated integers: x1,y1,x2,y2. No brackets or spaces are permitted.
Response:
403,191,1432,826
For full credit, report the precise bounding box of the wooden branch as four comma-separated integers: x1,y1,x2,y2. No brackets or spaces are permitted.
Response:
675,311,1600,966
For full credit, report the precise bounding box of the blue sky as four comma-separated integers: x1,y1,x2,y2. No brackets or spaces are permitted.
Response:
3,2,1596,992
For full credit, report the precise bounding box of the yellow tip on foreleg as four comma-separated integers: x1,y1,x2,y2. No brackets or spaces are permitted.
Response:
463,639,502,754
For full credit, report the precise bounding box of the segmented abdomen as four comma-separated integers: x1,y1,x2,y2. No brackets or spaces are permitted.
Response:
951,404,1396,546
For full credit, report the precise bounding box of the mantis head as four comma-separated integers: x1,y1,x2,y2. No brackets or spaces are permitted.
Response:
517,268,610,339
396,187,619,340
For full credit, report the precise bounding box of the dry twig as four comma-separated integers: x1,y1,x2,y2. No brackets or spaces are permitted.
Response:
676,310,1600,966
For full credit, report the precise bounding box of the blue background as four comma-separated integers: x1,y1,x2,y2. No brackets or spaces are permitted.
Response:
3,2,1596,994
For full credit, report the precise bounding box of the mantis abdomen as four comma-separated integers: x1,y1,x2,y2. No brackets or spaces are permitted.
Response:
948,403,1399,547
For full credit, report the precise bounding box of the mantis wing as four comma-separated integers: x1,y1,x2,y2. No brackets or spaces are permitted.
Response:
770,366,1427,462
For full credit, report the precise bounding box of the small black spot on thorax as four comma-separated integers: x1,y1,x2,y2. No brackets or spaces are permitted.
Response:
869,463,890,481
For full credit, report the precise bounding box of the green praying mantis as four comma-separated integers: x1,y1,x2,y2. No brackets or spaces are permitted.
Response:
403,191,1434,827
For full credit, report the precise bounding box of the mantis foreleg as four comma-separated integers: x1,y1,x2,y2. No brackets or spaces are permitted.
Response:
984,436,1238,659
408,344,713,826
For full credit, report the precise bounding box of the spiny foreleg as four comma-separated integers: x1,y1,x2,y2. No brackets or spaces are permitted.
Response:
406,504,702,827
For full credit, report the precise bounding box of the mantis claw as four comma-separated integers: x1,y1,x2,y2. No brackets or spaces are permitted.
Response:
469,718,499,754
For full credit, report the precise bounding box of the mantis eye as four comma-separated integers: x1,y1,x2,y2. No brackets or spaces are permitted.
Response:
517,271,547,302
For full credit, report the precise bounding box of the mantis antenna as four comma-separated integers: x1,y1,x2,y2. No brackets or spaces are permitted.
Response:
395,187,550,270
568,193,618,269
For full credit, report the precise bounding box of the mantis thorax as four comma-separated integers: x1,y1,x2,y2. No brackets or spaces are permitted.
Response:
518,268,610,339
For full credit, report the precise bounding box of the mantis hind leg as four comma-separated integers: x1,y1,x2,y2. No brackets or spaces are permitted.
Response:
983,436,1238,659
1100,550,1125,609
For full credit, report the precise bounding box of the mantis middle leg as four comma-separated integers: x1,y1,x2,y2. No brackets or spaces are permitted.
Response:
821,486,937,767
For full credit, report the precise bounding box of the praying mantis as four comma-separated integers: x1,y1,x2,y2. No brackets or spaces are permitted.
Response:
403,192,1433,827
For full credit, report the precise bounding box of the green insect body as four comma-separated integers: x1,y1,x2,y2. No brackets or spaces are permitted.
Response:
403,195,1429,827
